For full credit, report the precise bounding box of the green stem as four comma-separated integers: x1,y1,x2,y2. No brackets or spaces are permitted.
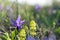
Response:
16,0,18,18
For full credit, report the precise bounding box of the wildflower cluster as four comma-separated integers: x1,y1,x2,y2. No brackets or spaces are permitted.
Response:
19,29,26,40
30,20,37,36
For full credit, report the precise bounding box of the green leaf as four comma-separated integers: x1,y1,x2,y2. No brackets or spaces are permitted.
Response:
11,29,18,40
11,30,15,40
0,34,7,40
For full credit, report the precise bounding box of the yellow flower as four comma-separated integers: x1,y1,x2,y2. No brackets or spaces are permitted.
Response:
18,37,25,40
19,29,26,37
22,38,25,40
30,26,36,31
30,20,36,27
30,31,36,36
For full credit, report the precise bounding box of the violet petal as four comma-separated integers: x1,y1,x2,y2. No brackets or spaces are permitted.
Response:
6,6,11,11
11,19,17,27
16,15,21,24
27,36,35,40
17,26,22,29
0,5,2,11
35,5,41,11
20,20,25,24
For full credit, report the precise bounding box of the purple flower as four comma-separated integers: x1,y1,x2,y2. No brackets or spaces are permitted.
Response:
27,36,35,40
0,5,2,11
42,37,49,40
11,15,25,29
6,6,11,11
35,5,41,11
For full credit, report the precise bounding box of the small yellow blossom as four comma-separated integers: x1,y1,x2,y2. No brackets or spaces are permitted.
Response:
18,37,25,40
30,26,36,31
30,20,36,27
30,31,36,36
19,29,26,37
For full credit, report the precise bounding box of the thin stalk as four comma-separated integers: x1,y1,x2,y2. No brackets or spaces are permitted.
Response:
16,0,18,18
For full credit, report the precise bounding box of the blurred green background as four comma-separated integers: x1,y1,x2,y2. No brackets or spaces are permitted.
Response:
0,0,60,40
